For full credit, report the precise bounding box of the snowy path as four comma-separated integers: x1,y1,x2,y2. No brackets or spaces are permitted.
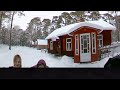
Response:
0,44,116,68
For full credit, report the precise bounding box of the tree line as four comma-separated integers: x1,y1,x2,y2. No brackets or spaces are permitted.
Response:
0,11,120,47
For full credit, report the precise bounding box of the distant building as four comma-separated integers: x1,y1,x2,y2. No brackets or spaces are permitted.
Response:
36,39,48,50
30,41,37,47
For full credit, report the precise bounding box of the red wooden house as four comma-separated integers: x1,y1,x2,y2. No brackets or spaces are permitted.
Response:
46,19,116,63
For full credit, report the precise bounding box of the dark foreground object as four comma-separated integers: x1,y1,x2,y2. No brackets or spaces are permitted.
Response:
0,68,120,79
104,54,120,68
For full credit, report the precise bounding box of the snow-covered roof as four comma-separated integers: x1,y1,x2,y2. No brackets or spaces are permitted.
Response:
46,19,116,39
37,39,47,45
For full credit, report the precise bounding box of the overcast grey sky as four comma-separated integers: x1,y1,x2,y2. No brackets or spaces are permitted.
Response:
13,11,107,30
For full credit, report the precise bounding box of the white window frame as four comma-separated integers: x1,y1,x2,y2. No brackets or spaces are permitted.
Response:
91,33,96,54
50,41,53,50
97,34,103,47
66,38,72,51
75,35,79,55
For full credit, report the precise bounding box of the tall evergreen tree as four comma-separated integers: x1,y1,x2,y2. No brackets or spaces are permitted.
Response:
70,11,86,22
61,12,74,25
87,11,101,21
42,19,51,38
27,17,42,42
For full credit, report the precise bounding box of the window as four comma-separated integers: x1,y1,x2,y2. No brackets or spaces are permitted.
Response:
50,41,53,50
97,35,103,47
66,38,72,51
75,35,79,55
92,33,96,54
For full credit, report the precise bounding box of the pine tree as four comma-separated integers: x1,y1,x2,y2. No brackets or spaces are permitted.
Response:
27,17,42,41
56,16,64,28
49,26,55,34
87,11,101,21
42,19,51,38
61,12,74,25
1,26,7,44
37,28,43,39
101,12,114,25
109,11,120,42
20,31,28,46
70,11,86,23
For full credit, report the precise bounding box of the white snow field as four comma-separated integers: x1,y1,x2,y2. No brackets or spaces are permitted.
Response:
0,43,120,68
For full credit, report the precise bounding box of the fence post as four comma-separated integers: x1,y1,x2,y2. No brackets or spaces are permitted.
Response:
112,47,114,57
108,50,109,57
98,48,101,60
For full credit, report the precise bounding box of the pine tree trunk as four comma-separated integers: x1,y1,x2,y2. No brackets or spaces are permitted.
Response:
0,12,3,31
108,15,110,24
9,11,15,50
0,12,3,44
92,17,93,21
114,12,120,42
115,16,119,42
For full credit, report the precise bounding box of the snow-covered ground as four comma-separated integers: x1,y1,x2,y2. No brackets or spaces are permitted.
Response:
0,44,120,68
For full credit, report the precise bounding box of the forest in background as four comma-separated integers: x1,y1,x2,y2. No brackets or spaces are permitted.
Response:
0,11,119,46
